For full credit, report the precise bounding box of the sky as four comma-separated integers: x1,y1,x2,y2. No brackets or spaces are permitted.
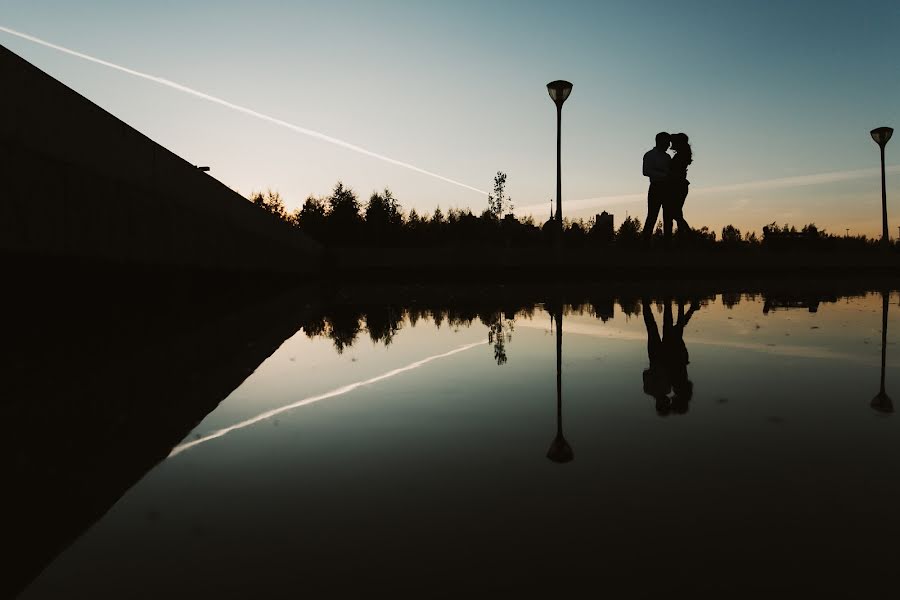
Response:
1,0,898,236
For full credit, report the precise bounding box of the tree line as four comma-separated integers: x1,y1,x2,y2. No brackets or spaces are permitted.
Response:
250,174,896,251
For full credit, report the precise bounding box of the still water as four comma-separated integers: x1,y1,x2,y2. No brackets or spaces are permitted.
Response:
16,286,900,597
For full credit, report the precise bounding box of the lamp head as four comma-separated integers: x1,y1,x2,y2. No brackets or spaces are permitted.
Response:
871,127,893,148
872,391,893,414
546,434,574,463
547,80,573,108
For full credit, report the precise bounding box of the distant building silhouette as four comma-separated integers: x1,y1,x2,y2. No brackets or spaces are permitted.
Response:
593,211,615,244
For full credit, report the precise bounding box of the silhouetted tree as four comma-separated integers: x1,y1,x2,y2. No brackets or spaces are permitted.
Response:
481,310,514,365
721,292,742,309
802,223,820,238
326,182,362,244
326,308,363,353
365,188,403,245
283,179,892,254
250,189,288,221
564,218,589,248
487,171,512,218
365,306,403,346
721,224,742,244
617,216,643,245
430,205,447,243
295,196,328,240
696,226,716,242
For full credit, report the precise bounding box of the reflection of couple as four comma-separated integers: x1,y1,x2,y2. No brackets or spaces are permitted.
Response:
642,298,699,415
642,132,693,242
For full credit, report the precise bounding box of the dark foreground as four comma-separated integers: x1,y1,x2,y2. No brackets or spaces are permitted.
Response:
328,245,900,280
6,262,900,598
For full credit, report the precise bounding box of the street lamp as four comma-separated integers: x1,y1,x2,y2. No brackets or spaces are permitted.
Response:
871,127,893,245
871,290,893,414
546,305,573,463
547,80,573,236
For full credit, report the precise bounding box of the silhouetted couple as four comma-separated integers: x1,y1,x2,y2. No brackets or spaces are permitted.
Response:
642,298,699,415
642,132,693,243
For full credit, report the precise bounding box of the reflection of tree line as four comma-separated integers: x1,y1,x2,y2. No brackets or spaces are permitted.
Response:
300,290,894,465
298,295,722,380
296,291,860,358
299,297,684,363
300,304,536,363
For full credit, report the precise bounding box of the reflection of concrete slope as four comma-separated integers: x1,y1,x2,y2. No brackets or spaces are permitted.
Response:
0,43,320,273
3,277,314,598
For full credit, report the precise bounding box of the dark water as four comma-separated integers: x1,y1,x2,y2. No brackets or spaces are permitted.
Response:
9,282,900,598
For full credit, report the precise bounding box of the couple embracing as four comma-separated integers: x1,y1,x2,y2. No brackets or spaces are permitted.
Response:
641,132,693,243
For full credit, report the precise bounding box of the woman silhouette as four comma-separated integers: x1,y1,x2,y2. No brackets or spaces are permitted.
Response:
668,133,693,236
642,297,699,415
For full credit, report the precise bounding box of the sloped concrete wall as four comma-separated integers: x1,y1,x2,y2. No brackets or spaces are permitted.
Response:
0,44,321,273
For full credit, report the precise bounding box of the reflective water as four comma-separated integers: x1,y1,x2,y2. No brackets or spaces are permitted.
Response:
13,283,900,597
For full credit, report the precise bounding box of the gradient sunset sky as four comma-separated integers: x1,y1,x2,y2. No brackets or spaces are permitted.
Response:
2,0,898,236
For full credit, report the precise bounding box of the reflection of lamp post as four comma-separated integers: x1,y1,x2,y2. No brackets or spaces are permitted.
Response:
547,80,573,241
872,290,893,413
547,305,574,463
871,127,893,246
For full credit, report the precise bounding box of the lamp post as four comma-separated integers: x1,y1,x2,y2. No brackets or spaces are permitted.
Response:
547,80,573,241
871,127,893,246
546,304,573,463
871,290,892,414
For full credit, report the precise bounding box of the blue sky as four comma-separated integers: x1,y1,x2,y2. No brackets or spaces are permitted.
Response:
1,0,898,235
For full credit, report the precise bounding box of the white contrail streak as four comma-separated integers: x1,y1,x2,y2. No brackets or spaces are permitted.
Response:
168,340,486,457
518,165,900,216
0,25,487,196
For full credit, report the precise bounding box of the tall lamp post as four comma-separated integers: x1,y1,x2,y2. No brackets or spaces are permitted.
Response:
871,127,893,246
547,304,573,463
547,80,573,240
871,290,892,414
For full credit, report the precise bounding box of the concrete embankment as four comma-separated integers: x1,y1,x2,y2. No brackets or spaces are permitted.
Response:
0,44,321,274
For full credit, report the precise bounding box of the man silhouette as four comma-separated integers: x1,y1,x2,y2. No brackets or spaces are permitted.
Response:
642,132,671,243
642,297,699,415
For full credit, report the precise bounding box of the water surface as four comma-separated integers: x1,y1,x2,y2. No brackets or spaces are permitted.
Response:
15,285,900,597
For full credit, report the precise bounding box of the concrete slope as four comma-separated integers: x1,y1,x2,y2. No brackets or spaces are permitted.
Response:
0,44,321,274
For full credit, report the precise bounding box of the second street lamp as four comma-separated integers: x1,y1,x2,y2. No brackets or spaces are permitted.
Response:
547,80,573,239
871,126,893,246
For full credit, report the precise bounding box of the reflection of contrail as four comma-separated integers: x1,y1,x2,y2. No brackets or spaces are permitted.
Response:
169,341,486,457
0,25,487,196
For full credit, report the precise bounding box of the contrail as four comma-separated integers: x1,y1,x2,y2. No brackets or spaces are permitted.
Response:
0,25,487,196
168,340,486,457
518,165,900,217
